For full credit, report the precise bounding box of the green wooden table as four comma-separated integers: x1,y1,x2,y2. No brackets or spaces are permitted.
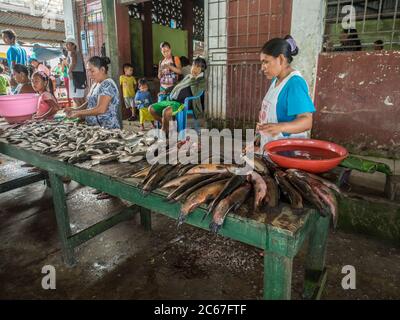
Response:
0,141,330,300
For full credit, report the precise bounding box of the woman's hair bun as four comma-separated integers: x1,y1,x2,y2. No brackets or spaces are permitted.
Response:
102,57,111,65
284,35,299,56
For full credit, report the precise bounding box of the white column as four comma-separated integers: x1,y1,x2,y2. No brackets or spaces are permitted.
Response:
290,0,326,99
63,0,76,39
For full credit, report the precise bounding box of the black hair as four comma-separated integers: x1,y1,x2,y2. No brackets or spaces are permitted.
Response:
192,57,207,72
160,41,171,49
374,39,384,45
2,29,16,41
180,56,190,67
261,35,299,64
123,63,134,71
14,64,31,77
138,78,148,86
88,56,111,73
0,65,3,74
32,71,55,97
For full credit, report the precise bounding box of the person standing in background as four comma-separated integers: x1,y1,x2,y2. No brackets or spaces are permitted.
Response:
120,63,137,121
1,29,27,73
65,37,87,107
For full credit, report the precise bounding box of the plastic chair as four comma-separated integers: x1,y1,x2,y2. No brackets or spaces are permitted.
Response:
156,91,205,139
176,91,205,137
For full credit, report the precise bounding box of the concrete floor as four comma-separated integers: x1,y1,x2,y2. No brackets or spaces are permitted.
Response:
0,155,399,300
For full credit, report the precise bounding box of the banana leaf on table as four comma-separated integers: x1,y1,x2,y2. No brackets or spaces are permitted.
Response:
340,156,393,176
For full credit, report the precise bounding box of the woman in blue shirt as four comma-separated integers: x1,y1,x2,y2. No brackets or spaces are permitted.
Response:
66,56,120,129
255,36,316,152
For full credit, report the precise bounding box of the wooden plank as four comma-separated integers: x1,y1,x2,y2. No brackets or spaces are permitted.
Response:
68,206,139,248
140,207,152,231
264,251,293,300
48,172,76,267
0,171,47,194
303,216,330,299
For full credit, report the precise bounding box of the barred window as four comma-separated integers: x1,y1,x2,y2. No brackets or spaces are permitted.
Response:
324,0,400,52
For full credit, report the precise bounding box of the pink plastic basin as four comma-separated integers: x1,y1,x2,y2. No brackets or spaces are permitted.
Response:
0,94,39,124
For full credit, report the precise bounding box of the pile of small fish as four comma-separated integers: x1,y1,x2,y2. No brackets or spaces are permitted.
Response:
131,153,341,235
1,121,158,166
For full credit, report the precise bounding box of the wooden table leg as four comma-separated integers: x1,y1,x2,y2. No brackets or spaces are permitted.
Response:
49,172,76,267
140,207,152,231
303,215,330,299
264,251,293,300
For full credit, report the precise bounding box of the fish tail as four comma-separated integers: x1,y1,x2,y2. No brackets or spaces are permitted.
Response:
209,222,222,234
177,212,186,228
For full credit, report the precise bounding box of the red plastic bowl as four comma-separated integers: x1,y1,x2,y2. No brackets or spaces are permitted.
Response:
264,139,348,173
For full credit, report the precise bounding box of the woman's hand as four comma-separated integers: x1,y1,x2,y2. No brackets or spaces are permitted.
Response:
65,108,80,119
257,123,285,138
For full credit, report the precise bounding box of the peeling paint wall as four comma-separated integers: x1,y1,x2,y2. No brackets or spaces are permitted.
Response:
314,51,400,159
290,0,325,97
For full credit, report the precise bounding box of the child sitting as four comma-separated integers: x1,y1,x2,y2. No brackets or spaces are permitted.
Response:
149,57,207,136
31,71,60,120
120,63,137,121
135,78,155,131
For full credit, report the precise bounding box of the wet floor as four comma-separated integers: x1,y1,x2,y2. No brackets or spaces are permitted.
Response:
0,155,399,300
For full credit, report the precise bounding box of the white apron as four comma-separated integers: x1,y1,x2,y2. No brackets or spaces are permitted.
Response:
259,70,310,153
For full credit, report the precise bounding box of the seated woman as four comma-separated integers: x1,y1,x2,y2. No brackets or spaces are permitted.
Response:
149,57,207,136
12,64,35,94
66,56,121,200
66,56,120,129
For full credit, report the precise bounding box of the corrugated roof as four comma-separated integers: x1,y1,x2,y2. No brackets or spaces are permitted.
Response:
0,10,65,44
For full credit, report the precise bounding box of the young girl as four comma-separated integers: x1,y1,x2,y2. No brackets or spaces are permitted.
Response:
31,71,60,120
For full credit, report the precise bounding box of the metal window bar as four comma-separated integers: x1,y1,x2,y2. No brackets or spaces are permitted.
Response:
324,0,400,51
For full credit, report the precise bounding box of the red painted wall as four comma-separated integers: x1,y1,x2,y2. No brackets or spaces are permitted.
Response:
115,0,131,73
313,51,400,158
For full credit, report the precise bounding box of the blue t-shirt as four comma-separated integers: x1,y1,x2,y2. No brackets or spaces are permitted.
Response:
7,45,27,70
134,91,152,110
274,75,316,137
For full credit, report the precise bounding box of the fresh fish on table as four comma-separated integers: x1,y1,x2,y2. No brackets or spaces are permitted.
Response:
241,154,270,175
178,180,229,227
209,182,252,234
1,121,157,166
248,171,268,210
161,173,204,190
286,169,341,194
274,170,303,211
206,175,246,218
174,172,233,202
131,166,151,179
263,175,280,208
187,164,239,175
307,179,339,229
142,164,174,195
166,173,216,202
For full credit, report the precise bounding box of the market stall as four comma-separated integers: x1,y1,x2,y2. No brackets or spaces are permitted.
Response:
0,122,331,300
